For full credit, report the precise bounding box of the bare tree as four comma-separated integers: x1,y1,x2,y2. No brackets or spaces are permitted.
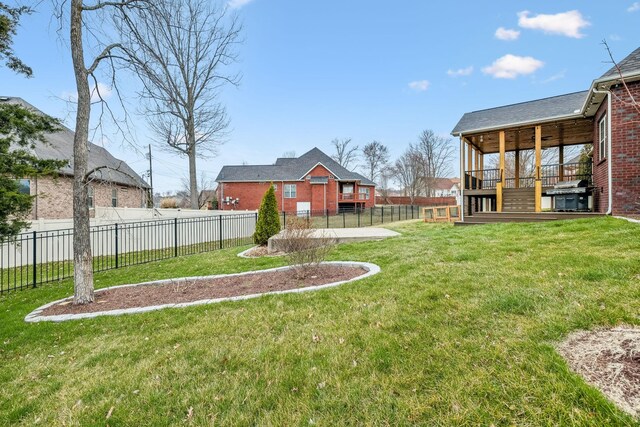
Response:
392,147,423,203
361,141,390,184
117,0,242,209
52,0,151,304
414,130,455,196
330,138,358,169
602,39,640,114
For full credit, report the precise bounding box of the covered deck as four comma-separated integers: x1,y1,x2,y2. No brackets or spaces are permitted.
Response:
452,91,601,222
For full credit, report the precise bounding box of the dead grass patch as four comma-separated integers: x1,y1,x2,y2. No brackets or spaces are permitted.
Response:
557,326,640,417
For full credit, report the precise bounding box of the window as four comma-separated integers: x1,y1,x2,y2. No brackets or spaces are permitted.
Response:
17,179,30,195
284,184,296,198
359,187,370,199
272,184,278,191
599,114,607,161
87,186,94,208
111,188,118,207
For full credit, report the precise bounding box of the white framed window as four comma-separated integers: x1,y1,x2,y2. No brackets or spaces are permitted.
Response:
358,187,370,199
284,184,296,198
88,186,94,208
272,184,278,191
111,188,118,207
599,114,607,161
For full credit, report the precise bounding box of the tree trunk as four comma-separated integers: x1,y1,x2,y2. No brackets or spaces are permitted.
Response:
188,148,198,209
70,0,94,304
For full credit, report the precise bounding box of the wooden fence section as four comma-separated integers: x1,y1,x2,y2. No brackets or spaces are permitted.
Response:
422,206,461,223
376,196,456,206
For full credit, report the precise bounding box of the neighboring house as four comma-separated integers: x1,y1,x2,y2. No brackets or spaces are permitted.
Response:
432,178,461,198
3,97,150,220
215,147,376,213
451,46,640,217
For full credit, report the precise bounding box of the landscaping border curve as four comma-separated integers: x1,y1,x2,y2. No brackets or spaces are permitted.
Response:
25,261,380,323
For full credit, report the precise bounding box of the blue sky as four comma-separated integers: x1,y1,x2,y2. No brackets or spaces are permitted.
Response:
3,1,640,193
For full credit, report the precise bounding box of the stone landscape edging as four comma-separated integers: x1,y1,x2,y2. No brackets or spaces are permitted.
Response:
24,261,380,323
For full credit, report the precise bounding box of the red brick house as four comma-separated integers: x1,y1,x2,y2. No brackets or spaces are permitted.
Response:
215,147,376,213
451,46,640,220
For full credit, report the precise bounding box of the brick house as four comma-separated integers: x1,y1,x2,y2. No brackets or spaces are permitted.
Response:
451,46,640,219
215,147,376,213
4,97,150,220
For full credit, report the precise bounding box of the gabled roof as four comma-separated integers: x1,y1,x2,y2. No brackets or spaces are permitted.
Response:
599,46,640,80
2,96,150,189
216,147,376,186
452,46,640,136
451,91,589,136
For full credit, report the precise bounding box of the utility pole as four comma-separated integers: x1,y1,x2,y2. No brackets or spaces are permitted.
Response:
147,144,154,208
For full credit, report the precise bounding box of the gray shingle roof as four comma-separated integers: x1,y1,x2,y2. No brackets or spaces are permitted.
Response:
216,147,376,186
2,96,150,189
451,91,589,135
600,47,640,79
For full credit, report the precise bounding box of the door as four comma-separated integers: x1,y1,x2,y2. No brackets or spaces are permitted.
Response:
296,202,311,217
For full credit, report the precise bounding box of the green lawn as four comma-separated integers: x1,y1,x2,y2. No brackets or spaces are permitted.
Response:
1,217,639,426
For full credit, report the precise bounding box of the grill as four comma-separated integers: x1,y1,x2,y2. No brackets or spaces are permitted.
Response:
545,180,591,212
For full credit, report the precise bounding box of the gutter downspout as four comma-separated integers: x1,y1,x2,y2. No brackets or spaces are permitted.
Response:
459,136,465,222
592,88,613,215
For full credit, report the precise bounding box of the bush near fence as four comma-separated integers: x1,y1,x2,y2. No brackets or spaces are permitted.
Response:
375,196,456,206
1,205,421,295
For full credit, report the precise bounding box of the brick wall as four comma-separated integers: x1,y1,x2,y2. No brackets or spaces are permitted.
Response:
592,82,640,215
611,82,640,215
28,175,148,220
592,98,609,213
218,165,375,213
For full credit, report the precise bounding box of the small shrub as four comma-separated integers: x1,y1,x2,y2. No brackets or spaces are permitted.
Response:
253,184,281,245
279,217,335,279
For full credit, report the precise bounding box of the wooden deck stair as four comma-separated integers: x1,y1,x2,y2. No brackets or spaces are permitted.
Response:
503,188,535,213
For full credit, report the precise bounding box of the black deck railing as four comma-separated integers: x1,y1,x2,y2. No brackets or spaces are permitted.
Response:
1,206,423,295
465,162,592,191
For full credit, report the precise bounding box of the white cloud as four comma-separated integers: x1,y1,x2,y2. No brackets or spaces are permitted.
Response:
227,0,254,9
482,54,544,79
61,82,113,103
408,80,430,92
628,2,640,12
517,10,590,38
447,66,474,77
495,27,520,41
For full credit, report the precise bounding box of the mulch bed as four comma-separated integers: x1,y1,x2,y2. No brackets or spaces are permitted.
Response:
41,265,366,316
557,326,640,417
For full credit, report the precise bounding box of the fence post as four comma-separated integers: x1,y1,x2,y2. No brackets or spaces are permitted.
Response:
32,231,37,288
370,207,373,225
405,205,408,220
326,209,329,228
391,206,394,221
219,215,223,249
357,208,360,227
382,206,384,223
342,211,345,228
115,224,119,268
173,218,178,257
283,211,286,228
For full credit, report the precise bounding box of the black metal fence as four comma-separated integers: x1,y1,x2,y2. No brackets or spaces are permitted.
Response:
281,205,422,229
1,205,422,295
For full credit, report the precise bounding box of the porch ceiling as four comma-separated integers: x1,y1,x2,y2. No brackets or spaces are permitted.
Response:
464,117,594,154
